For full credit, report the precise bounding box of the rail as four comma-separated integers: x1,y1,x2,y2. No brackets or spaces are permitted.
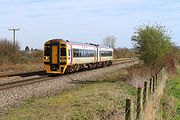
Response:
0,70,46,78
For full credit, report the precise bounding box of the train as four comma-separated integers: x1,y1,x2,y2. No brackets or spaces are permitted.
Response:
44,39,113,75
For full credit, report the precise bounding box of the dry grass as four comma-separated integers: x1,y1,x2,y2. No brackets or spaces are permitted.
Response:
0,39,44,73
114,48,136,59
0,39,20,64
0,51,43,73
159,69,180,120
0,62,43,74
125,64,170,120
0,69,137,120
127,64,152,88
142,75,166,120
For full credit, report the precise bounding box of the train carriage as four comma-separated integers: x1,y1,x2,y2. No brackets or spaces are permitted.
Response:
44,39,113,75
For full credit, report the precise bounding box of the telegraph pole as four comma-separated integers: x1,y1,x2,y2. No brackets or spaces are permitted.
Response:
8,28,20,44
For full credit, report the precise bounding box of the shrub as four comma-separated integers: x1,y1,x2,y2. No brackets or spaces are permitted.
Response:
0,39,20,64
114,48,135,58
131,24,173,68
19,50,43,64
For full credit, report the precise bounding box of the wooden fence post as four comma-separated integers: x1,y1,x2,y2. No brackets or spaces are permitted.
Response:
149,78,152,95
155,73,158,88
161,68,163,80
152,76,155,93
158,69,161,80
136,87,142,120
125,99,133,120
160,69,162,81
143,82,148,108
156,71,158,81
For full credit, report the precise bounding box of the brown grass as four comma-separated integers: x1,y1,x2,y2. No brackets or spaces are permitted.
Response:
0,39,44,73
125,64,169,120
127,64,152,87
142,75,166,120
0,63,44,74
0,39,20,64
0,69,137,120
114,48,136,59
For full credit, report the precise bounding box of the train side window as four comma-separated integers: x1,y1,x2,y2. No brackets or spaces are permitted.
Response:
68,49,70,56
92,50,95,57
73,49,76,57
73,49,79,57
101,51,112,56
73,49,96,57
79,49,82,57
83,50,86,57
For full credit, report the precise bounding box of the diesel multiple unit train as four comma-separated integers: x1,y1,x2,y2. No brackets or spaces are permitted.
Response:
44,39,113,74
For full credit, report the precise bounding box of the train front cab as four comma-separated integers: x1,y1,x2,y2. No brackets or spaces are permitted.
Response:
44,39,67,74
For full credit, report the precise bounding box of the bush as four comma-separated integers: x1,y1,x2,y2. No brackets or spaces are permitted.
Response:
131,24,173,68
173,46,180,64
114,48,135,58
19,50,43,64
0,39,20,64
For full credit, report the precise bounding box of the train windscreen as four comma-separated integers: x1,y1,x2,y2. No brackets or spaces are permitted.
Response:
44,45,50,56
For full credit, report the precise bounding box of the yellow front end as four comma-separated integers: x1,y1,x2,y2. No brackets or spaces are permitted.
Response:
44,39,68,74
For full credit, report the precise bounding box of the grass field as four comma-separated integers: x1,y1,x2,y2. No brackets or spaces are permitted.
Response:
160,69,180,120
0,69,137,120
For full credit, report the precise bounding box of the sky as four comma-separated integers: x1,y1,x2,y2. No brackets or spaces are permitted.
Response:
0,0,179,50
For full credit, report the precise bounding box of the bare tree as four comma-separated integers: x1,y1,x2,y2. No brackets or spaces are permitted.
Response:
102,35,116,48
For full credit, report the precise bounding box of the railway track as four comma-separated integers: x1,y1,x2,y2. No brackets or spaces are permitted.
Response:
0,70,46,78
0,59,139,91
0,58,136,78
0,75,49,91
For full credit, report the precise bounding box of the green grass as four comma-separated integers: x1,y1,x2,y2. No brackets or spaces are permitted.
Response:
168,76,180,119
0,69,136,120
160,70,180,120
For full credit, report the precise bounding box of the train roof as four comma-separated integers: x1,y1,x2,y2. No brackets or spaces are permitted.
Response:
45,39,113,49
66,40,112,49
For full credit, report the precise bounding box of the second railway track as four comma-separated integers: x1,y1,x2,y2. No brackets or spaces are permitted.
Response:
0,70,46,78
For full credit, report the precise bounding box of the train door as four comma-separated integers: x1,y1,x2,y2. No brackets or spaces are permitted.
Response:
97,47,99,62
51,45,58,64
97,47,101,62
67,45,72,64
60,43,67,65
50,42,60,71
59,42,67,73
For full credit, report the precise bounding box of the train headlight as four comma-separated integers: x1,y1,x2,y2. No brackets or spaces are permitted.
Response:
44,56,49,60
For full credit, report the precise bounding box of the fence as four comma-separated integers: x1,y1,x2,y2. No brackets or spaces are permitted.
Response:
125,67,164,120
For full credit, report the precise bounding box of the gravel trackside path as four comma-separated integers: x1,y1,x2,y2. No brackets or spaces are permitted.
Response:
0,61,138,113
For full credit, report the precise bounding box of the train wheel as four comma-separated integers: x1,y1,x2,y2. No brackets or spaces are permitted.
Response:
74,64,80,71
109,61,112,65
88,64,93,69
102,62,106,67
92,64,95,69
65,66,74,74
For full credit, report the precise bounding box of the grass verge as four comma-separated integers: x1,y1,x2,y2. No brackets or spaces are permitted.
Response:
0,69,136,120
160,69,180,120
